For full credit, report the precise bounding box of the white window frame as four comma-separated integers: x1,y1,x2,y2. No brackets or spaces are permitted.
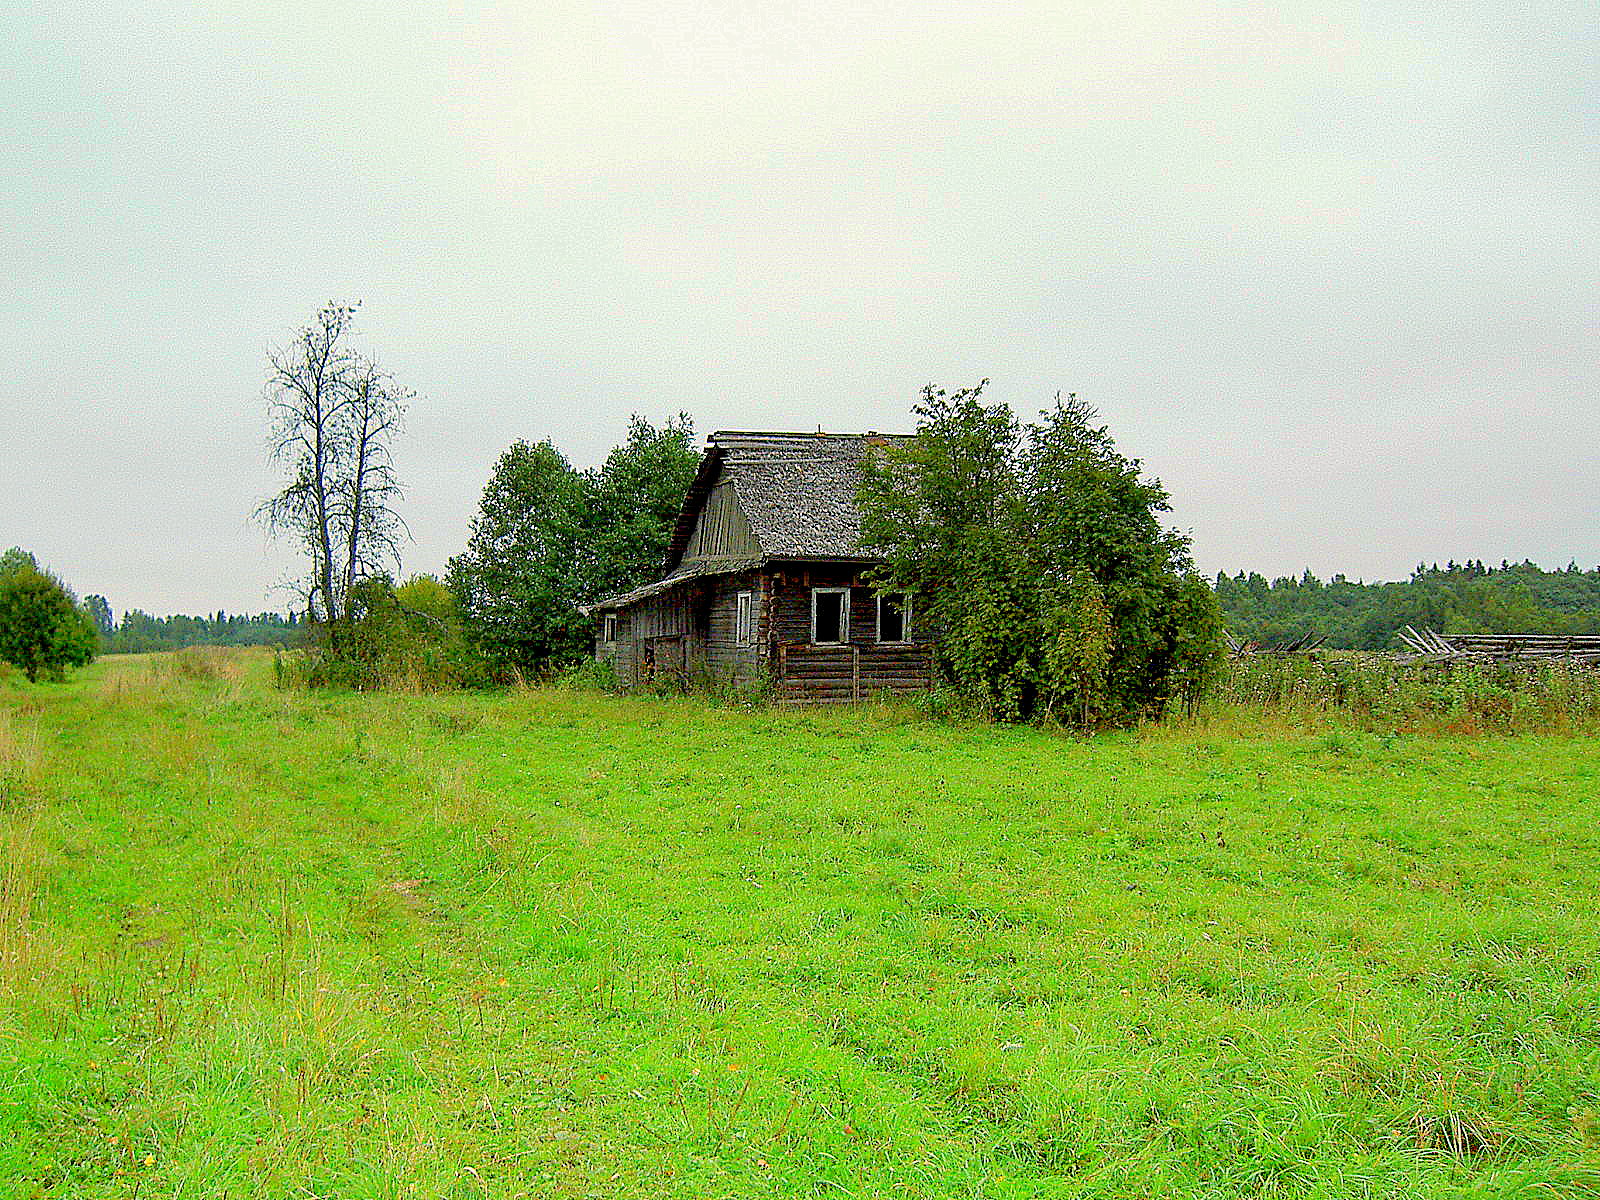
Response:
810,587,850,645
735,591,754,646
876,592,911,644
602,613,617,643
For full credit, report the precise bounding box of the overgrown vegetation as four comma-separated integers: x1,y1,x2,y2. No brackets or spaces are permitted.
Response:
2,650,1598,1197
296,573,480,691
1207,651,1600,735
860,384,1224,724
1217,559,1600,649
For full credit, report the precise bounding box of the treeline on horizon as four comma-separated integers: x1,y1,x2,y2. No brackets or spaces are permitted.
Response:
100,609,301,655
1217,559,1600,650
91,561,1600,657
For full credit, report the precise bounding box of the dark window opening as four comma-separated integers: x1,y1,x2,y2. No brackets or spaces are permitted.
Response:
878,593,909,643
812,588,848,644
602,614,617,643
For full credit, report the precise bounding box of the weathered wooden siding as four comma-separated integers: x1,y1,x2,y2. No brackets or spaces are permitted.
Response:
681,471,760,561
631,591,692,639
595,610,639,684
596,574,765,690
701,571,767,688
765,563,933,703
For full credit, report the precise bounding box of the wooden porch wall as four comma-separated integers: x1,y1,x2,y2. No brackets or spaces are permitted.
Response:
595,610,639,684
594,593,691,686
702,571,766,688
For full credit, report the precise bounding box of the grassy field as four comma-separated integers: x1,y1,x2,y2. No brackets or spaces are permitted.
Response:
2,650,1599,1198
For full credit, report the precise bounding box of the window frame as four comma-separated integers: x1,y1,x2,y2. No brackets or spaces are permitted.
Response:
601,613,618,644
810,586,850,646
876,591,911,644
734,590,754,646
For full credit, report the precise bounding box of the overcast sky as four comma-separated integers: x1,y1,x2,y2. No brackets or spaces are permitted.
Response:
4,2,1596,617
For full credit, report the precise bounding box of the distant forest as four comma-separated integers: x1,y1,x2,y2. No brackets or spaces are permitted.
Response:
1216,560,1600,650
95,561,1600,657
102,610,301,655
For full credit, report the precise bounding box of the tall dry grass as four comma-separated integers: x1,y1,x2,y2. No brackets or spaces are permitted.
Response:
0,705,41,809
1202,652,1600,734
0,819,47,998
0,702,54,1001
94,646,256,705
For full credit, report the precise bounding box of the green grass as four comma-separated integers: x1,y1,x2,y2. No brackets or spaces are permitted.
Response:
2,649,1598,1197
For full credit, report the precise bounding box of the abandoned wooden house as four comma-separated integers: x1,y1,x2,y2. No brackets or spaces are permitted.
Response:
585,431,934,703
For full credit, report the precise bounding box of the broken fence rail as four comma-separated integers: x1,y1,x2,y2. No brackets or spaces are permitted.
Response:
1226,631,1329,655
1397,626,1600,663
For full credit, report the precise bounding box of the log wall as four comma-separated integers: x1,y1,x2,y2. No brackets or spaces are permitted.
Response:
766,563,934,703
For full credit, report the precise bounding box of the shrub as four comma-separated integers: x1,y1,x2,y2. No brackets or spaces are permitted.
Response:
0,550,97,683
302,574,486,690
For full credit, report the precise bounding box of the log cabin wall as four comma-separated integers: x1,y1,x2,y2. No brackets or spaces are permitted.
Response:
766,562,934,703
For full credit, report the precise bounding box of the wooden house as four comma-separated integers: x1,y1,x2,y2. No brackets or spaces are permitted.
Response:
586,431,934,703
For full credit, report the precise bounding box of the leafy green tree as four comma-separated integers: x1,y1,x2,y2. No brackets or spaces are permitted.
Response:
448,439,591,675
582,414,700,600
860,384,1223,724
0,548,37,575
1020,394,1223,717
0,553,98,682
395,574,461,626
449,416,701,679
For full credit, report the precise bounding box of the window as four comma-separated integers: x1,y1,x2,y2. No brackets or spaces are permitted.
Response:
735,591,754,645
877,592,910,643
601,613,617,643
811,587,849,645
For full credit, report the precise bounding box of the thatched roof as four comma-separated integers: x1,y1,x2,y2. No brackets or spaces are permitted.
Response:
591,430,910,613
664,431,908,570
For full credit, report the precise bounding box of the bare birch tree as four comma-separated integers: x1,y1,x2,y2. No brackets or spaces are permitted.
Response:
339,360,410,604
257,303,409,629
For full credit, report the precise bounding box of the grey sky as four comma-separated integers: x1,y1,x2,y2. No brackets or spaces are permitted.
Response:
4,2,1596,617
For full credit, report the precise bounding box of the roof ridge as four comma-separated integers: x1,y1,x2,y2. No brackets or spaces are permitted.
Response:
709,430,911,440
